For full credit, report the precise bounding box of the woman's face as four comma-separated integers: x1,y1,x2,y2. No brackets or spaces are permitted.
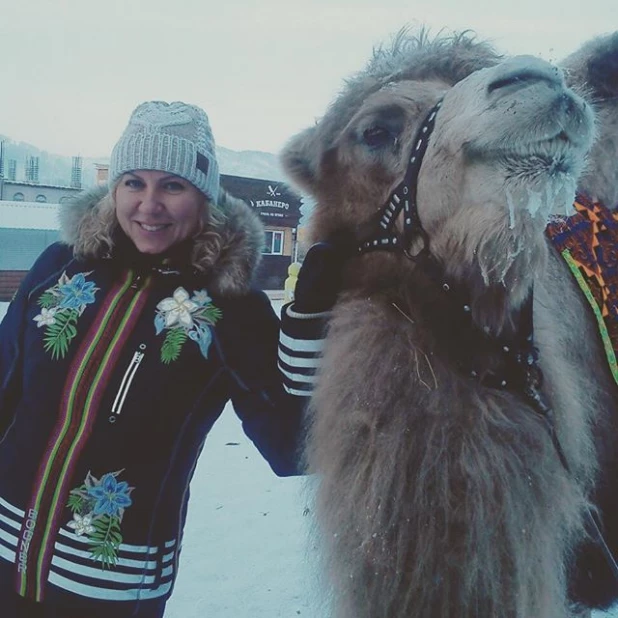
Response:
115,170,206,254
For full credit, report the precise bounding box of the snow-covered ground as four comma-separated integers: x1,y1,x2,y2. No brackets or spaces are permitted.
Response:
0,301,616,617
164,403,326,618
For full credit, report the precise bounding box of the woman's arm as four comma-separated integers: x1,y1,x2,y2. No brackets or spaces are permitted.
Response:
0,243,73,439
223,291,307,476
224,240,349,476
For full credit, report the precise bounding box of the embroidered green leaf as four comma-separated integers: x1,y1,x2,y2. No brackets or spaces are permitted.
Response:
198,304,222,325
38,290,58,309
66,493,85,514
89,542,118,569
88,515,123,568
161,327,188,364
43,309,79,359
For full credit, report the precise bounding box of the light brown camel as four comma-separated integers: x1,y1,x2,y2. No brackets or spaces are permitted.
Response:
282,31,618,618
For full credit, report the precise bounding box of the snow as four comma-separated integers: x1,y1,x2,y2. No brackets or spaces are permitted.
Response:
163,403,326,618
0,300,616,617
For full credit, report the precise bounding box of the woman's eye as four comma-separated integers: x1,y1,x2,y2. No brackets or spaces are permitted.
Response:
362,126,394,148
164,181,185,192
125,178,143,189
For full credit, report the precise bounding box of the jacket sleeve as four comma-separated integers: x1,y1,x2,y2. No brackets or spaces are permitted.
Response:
0,243,73,439
278,302,328,397
220,292,322,477
0,276,28,439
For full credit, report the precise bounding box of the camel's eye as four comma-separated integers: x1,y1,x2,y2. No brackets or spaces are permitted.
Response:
362,126,395,149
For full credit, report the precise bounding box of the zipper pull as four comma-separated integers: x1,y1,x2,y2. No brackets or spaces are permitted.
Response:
130,274,143,289
110,347,146,422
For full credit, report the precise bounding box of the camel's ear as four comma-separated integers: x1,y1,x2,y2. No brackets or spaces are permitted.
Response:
586,32,618,99
280,126,320,196
562,32,618,99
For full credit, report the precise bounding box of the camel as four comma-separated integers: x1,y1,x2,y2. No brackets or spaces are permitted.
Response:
281,31,618,618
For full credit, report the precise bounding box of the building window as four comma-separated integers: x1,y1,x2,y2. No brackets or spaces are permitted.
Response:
263,230,284,255
35,194,47,203
13,192,25,201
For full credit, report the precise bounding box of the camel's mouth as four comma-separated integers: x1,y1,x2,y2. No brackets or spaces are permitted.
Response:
513,134,586,176
465,129,587,178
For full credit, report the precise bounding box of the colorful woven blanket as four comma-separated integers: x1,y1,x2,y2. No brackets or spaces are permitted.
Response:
545,195,618,385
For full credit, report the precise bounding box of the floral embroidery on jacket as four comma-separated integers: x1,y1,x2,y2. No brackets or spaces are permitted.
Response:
34,271,99,359
66,470,134,568
154,287,222,363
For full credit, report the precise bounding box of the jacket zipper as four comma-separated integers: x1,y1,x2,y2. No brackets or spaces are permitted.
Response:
110,349,145,421
109,271,147,422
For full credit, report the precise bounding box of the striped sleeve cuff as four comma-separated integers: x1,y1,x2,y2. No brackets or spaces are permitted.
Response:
278,302,328,397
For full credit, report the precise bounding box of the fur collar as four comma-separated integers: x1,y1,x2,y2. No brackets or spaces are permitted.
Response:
58,185,265,297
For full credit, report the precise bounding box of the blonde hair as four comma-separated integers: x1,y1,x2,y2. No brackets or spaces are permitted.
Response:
72,186,224,272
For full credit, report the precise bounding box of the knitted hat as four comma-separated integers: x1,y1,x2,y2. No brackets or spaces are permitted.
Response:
109,101,220,204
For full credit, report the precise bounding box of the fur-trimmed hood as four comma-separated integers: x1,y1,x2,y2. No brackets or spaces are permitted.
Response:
58,185,265,297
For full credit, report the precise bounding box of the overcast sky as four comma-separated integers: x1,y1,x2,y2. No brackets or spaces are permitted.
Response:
0,0,613,158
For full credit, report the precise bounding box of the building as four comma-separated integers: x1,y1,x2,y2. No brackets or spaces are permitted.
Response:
0,175,302,300
219,174,302,289
0,148,85,204
0,180,81,204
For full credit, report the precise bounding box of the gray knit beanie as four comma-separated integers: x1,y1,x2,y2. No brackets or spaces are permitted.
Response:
109,101,220,204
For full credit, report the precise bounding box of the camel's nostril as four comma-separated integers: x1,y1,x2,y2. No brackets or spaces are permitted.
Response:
487,70,560,94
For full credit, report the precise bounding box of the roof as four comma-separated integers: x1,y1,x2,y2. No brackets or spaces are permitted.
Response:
0,200,60,230
2,180,81,191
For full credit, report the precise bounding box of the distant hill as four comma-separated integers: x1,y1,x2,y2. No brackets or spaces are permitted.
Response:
217,146,289,181
0,135,288,187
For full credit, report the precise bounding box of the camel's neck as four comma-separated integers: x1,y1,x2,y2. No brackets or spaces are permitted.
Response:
346,239,541,338
428,219,550,336
390,258,542,397
414,253,534,340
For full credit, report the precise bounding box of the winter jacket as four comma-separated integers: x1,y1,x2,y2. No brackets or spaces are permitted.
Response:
0,186,324,611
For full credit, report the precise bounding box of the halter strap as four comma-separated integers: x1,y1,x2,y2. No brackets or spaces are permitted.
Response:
358,100,442,258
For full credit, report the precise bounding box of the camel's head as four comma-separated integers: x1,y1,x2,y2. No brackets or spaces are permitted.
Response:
282,32,595,301
562,31,618,209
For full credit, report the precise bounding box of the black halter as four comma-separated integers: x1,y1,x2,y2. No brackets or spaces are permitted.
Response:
354,99,565,424
355,98,549,407
358,100,442,259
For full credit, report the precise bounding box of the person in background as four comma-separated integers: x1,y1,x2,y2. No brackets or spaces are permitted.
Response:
0,101,342,618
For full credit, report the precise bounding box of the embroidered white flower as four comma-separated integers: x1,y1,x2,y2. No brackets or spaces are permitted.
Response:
33,307,57,328
67,512,95,536
156,287,199,328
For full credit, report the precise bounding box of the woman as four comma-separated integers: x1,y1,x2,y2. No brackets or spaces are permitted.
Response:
0,101,332,617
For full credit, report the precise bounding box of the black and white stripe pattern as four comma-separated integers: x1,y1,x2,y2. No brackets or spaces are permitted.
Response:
0,495,176,601
278,303,327,397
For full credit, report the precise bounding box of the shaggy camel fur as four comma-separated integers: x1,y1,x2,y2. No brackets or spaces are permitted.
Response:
282,31,618,618
560,32,618,612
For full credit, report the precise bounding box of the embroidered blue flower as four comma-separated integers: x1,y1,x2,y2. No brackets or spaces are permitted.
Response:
67,470,134,568
188,321,213,358
35,271,99,359
58,273,98,310
154,312,166,335
192,289,212,305
87,473,133,517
